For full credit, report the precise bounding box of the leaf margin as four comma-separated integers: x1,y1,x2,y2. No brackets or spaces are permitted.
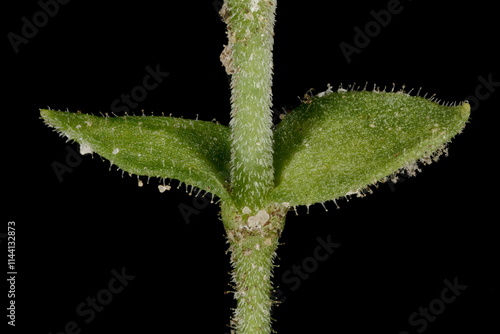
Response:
268,89,471,208
40,109,233,202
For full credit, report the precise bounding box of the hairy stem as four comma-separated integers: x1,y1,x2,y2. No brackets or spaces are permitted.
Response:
221,0,277,209
222,202,288,334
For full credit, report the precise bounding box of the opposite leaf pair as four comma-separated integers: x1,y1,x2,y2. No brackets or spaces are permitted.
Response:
41,87,470,210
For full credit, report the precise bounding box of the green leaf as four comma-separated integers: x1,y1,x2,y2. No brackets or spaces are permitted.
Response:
41,109,232,201
269,90,470,207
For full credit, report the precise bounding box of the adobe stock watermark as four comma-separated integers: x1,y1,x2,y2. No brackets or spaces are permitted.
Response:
110,63,170,115
7,0,71,54
273,235,341,309
178,194,213,225
50,63,169,182
399,276,467,334
51,144,83,183
48,267,135,334
223,234,340,334
465,73,499,112
339,0,411,64
178,171,228,225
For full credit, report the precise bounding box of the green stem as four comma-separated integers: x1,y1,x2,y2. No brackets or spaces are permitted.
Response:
222,0,277,209
221,202,288,334
220,1,283,332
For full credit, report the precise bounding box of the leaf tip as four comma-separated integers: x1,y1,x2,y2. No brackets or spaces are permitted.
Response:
39,108,62,128
460,100,471,116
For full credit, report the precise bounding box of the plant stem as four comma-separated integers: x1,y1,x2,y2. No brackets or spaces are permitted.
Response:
220,1,283,332
221,202,288,334
222,0,277,209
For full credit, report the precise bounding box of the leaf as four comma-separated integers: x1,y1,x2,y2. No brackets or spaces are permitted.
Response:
40,109,232,201
269,90,470,207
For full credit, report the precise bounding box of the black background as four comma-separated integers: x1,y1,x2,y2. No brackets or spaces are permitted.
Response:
3,0,498,333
